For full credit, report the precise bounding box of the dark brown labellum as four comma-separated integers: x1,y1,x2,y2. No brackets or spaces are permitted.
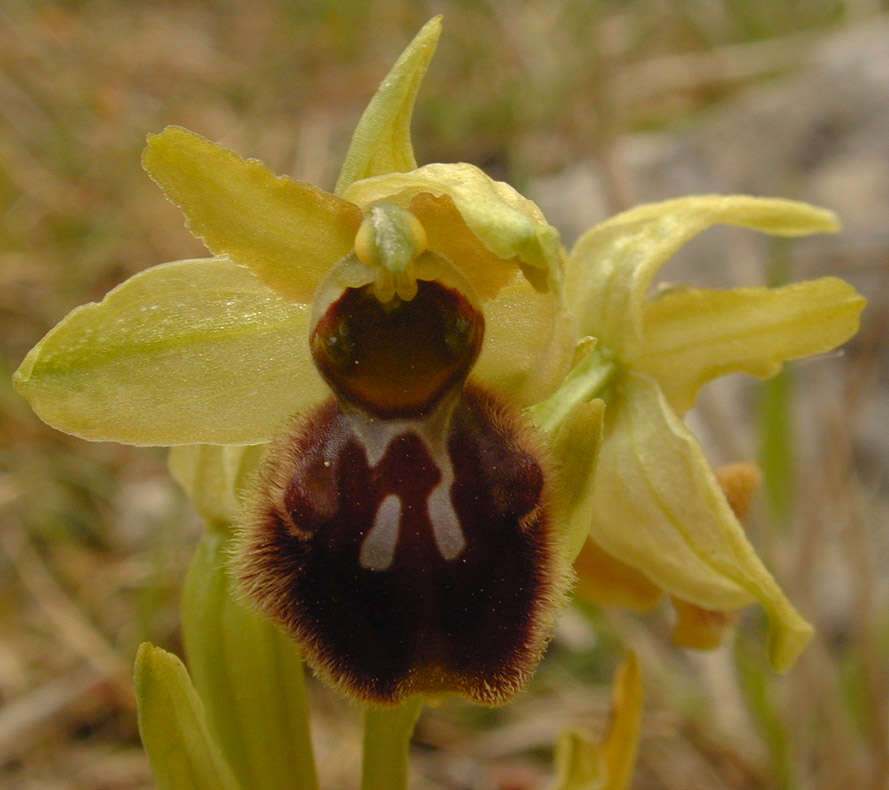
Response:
237,385,562,706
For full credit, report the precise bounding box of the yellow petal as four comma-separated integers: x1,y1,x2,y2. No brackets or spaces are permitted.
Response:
590,371,813,670
632,277,866,413
13,258,327,446
342,162,563,292
573,538,663,612
334,16,442,195
475,271,575,406
566,196,839,357
143,126,362,302
168,444,266,528
409,192,517,301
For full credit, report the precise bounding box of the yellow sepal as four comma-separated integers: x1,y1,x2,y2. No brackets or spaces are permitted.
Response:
475,272,575,406
590,371,813,670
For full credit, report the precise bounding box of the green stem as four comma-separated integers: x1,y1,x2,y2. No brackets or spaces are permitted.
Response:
361,698,424,790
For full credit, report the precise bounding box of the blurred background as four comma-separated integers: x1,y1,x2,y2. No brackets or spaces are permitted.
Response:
1,1,887,787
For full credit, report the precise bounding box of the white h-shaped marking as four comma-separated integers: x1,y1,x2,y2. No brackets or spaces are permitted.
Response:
349,399,468,572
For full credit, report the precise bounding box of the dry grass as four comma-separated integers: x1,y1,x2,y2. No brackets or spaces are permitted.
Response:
2,1,887,788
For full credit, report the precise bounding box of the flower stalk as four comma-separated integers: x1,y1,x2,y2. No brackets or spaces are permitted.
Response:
361,698,424,790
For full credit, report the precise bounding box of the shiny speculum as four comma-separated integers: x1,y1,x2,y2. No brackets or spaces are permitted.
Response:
310,280,483,419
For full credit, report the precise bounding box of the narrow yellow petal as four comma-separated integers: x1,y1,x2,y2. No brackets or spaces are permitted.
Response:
566,195,839,357
343,162,563,293
335,16,442,195
590,372,813,670
13,258,327,446
633,277,866,412
143,126,361,302
549,729,603,790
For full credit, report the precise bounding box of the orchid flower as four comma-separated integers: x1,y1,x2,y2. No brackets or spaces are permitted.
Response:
13,15,865,789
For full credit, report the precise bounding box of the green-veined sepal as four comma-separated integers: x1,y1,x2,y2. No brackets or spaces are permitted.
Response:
544,398,605,563
13,258,325,446
476,274,575,406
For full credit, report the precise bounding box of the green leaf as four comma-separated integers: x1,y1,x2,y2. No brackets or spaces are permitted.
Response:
335,16,442,195
566,195,840,358
590,372,813,670
13,257,327,446
144,126,362,302
633,277,866,413
134,642,240,790
182,532,319,790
